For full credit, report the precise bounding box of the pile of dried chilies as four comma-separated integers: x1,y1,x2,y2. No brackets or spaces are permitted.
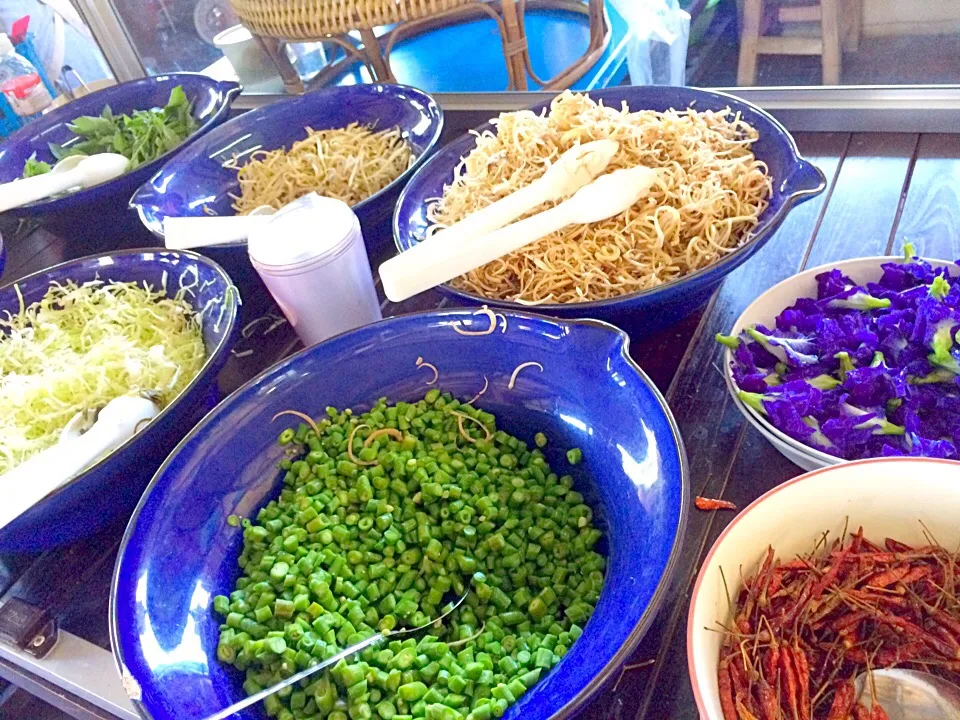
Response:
718,526,960,719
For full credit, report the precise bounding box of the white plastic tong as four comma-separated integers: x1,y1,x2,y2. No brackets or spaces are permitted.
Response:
379,140,658,303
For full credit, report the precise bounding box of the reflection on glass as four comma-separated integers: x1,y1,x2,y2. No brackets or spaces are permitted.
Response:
91,0,960,91
110,0,237,74
687,0,960,87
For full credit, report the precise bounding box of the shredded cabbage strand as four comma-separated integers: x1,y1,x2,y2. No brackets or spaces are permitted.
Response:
0,280,205,475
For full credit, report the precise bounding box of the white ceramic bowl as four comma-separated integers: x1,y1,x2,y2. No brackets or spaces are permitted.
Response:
687,457,960,719
724,255,956,470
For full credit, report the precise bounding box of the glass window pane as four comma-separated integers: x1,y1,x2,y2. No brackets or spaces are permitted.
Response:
108,0,237,74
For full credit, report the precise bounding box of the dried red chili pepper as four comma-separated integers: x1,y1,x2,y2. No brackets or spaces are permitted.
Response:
826,682,856,720
780,647,801,720
717,529,960,720
696,496,738,511
755,677,779,720
792,644,811,720
719,660,738,720
736,697,761,720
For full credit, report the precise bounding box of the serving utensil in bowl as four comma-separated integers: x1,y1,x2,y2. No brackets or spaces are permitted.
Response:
130,83,444,268
111,309,687,720
0,152,129,212
393,85,825,335
0,249,239,551
0,74,240,243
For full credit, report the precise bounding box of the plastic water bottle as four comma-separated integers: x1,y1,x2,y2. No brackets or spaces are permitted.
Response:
0,33,53,119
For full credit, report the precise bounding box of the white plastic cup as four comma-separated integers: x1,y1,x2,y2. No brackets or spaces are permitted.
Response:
248,194,382,347
213,25,279,89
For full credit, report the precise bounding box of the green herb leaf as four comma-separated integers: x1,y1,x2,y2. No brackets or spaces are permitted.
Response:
22,153,51,178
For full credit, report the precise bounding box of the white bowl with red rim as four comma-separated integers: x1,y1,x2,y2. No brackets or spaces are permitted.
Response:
686,457,960,719
723,255,958,471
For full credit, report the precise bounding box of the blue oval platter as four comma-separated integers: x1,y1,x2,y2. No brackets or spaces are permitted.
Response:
111,309,688,719
0,74,240,240
393,85,826,330
0,249,239,551
131,83,444,259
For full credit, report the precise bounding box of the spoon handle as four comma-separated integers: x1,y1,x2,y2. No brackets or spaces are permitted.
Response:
381,202,573,303
0,170,83,213
200,632,386,720
164,216,273,250
429,181,546,247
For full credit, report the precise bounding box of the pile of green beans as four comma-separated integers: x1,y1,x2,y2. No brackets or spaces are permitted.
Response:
213,389,605,720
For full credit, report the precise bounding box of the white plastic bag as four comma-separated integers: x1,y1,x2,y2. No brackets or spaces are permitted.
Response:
608,0,691,86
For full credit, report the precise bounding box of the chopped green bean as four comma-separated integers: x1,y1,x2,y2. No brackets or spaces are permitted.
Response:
213,392,604,719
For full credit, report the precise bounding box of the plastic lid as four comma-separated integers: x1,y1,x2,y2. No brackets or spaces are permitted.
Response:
248,193,360,267
0,34,12,56
1,73,40,98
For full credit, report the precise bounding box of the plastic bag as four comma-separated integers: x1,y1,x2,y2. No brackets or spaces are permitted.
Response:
608,0,691,86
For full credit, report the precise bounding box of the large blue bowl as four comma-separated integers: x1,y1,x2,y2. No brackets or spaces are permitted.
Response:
0,74,240,242
0,249,239,551
111,310,688,720
130,83,444,266
394,86,826,331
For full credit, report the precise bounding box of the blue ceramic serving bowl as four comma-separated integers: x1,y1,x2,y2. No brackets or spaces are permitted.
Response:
111,309,688,720
0,74,240,242
130,83,444,264
393,86,826,332
0,249,239,551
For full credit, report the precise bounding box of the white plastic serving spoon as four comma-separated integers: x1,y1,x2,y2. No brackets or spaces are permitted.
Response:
430,138,620,244
163,204,278,250
380,165,659,303
0,152,129,213
0,393,160,532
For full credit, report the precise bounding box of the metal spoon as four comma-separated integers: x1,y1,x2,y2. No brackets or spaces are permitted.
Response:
0,152,129,212
854,668,960,720
201,591,469,720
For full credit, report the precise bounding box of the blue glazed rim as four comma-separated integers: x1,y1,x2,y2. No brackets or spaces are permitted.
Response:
1,73,241,216
392,86,827,313
108,308,690,720
129,83,444,243
0,248,239,516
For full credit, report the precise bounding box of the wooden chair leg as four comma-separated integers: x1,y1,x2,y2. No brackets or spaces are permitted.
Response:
841,0,862,51
737,0,762,86
358,27,396,82
253,35,304,94
500,0,528,90
820,0,842,85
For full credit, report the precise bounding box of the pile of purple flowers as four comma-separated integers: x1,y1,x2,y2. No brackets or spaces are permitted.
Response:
722,248,960,460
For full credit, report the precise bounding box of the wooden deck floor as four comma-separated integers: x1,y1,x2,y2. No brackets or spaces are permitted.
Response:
0,130,958,719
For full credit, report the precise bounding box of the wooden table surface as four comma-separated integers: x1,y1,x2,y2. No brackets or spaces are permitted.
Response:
0,130,958,719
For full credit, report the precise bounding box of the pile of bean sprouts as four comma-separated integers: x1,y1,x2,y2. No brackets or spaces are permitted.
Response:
229,123,414,214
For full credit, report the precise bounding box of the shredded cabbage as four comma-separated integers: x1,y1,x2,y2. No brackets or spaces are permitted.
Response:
0,280,206,475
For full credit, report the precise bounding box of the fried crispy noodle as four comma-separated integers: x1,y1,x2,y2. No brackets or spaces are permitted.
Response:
426,91,773,304
228,123,414,214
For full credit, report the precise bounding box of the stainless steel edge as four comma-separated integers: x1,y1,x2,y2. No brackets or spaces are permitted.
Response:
0,631,138,720
233,85,960,133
